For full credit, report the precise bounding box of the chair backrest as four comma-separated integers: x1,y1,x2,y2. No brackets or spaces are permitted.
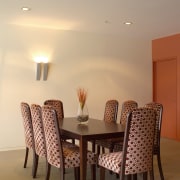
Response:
144,102,163,148
41,105,63,168
44,99,64,120
31,104,46,157
120,100,138,125
103,100,119,123
120,107,156,177
20,102,34,149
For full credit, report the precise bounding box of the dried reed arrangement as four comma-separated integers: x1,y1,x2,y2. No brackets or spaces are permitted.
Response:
77,88,87,110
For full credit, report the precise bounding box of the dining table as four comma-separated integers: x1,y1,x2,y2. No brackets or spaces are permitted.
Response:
59,117,125,180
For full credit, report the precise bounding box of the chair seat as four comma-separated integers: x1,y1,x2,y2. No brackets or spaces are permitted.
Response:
48,142,97,168
62,145,97,168
99,152,122,174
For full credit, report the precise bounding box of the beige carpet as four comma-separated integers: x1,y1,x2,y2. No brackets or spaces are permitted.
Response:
0,138,179,180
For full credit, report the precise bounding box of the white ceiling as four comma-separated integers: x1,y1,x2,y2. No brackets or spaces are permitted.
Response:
1,0,180,40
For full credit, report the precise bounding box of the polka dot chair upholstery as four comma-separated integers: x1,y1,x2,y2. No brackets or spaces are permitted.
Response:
44,99,75,144
44,99,64,120
30,104,47,178
20,102,35,173
120,100,138,125
41,105,97,180
98,107,156,180
93,100,119,154
103,100,119,123
113,100,138,152
145,102,164,180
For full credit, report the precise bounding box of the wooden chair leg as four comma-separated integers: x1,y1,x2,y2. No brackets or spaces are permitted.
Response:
103,146,111,176
59,167,65,180
100,166,105,180
132,174,137,180
150,170,154,180
116,173,119,178
45,161,51,180
108,148,113,175
126,174,132,180
32,152,39,178
92,140,96,153
142,172,148,180
23,147,29,168
157,151,164,180
74,167,80,180
102,147,105,154
97,145,100,155
97,145,100,168
102,146,111,177
91,164,96,180
72,139,75,144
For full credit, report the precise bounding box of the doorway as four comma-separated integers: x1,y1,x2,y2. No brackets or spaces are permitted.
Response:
153,57,177,139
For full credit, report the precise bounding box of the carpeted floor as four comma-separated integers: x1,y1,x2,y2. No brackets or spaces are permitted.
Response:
0,138,179,180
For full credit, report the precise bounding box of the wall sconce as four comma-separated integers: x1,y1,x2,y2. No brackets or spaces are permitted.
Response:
43,63,48,81
34,56,49,81
36,63,41,80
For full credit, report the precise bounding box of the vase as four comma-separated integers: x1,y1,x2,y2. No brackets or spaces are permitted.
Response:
77,103,89,124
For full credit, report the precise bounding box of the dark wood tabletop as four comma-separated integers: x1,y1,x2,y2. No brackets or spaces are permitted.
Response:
59,117,125,180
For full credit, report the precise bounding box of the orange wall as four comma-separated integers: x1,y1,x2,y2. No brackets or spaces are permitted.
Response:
152,34,180,60
152,33,180,140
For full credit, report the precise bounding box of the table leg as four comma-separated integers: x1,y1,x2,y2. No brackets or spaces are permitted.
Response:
80,137,87,180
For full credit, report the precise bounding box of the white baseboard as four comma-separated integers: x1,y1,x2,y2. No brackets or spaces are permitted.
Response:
0,146,25,152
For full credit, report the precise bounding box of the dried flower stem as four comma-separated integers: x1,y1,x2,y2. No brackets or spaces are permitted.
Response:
77,88,87,110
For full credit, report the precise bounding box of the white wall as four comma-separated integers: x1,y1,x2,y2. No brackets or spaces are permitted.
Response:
0,24,152,151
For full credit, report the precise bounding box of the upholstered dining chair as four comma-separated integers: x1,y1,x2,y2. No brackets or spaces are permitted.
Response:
95,100,138,156
41,105,97,180
30,104,46,178
93,99,119,155
113,100,138,152
98,107,156,180
145,102,164,180
20,102,35,175
44,99,75,144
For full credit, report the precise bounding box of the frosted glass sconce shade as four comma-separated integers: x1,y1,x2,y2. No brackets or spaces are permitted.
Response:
34,56,49,81
36,63,41,80
35,62,49,81
43,63,48,81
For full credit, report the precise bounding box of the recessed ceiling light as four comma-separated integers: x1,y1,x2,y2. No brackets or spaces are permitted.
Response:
104,20,111,24
124,22,133,25
21,7,31,11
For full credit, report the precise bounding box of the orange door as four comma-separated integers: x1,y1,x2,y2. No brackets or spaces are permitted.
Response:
153,58,177,139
